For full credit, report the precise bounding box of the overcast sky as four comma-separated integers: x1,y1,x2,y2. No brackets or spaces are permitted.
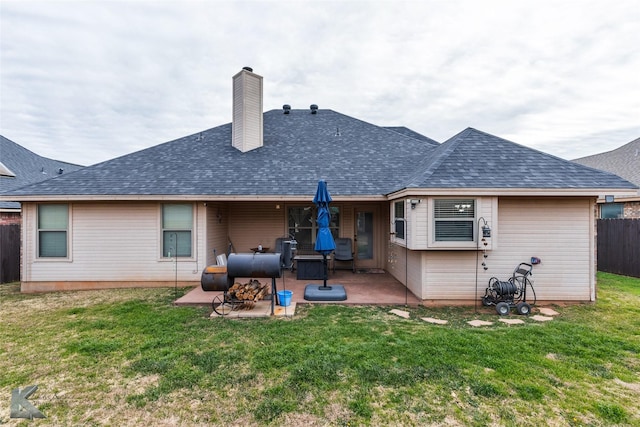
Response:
1,0,639,166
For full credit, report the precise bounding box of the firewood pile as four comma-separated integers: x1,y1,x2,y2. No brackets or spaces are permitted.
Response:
227,279,269,309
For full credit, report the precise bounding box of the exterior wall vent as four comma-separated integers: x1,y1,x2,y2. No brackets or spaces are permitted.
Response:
283,104,291,114
232,67,263,152
310,104,318,114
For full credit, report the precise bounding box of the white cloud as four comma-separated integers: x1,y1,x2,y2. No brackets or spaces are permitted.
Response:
1,0,639,165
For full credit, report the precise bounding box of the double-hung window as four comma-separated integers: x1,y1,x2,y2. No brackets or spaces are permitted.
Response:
394,201,406,240
434,199,475,242
162,204,193,257
38,204,69,257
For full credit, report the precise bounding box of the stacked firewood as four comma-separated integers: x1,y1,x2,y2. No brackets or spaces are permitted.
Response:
227,279,269,309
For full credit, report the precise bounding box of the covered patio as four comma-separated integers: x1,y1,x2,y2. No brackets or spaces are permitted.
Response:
175,269,421,307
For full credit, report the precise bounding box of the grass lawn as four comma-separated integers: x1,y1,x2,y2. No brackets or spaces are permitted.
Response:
1,272,639,426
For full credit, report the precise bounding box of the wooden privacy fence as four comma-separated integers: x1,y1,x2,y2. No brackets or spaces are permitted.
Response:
597,219,640,278
1,224,21,283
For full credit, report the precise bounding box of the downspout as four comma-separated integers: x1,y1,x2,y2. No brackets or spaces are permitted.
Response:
590,197,597,302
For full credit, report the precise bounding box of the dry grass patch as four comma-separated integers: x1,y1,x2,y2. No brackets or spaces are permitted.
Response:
1,274,639,426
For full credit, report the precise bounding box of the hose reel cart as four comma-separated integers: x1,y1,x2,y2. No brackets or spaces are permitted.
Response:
482,262,536,315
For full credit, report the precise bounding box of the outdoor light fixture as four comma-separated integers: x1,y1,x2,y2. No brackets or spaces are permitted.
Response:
477,217,491,241
410,199,421,209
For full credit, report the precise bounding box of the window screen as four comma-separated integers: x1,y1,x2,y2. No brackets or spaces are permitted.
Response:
38,204,68,257
162,204,193,257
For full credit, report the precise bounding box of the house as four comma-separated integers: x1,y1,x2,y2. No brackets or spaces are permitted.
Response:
573,138,640,218
0,68,636,303
0,136,83,282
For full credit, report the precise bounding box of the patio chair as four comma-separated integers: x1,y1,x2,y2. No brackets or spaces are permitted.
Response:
333,237,355,273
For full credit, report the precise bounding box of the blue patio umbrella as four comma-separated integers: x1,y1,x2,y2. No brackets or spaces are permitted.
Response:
313,180,336,289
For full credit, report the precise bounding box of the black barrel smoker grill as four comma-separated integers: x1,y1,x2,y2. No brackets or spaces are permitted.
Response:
482,262,536,315
201,253,282,315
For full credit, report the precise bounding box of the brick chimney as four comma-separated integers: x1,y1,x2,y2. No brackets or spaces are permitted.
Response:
232,67,263,152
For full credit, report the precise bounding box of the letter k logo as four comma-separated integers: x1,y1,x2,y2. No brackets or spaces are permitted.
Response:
11,385,45,419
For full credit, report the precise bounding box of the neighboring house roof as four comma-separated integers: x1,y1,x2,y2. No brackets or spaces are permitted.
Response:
572,137,640,189
1,110,636,201
0,135,84,209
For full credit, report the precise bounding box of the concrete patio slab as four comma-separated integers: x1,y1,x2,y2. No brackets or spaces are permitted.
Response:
176,269,421,307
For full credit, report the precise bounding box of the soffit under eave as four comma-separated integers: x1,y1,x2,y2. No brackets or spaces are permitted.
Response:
385,188,638,200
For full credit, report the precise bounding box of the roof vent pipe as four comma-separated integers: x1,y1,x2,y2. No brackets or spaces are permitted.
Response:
283,104,291,114
310,104,318,114
242,66,253,72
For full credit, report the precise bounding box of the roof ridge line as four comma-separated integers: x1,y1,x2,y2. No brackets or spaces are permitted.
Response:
403,128,473,187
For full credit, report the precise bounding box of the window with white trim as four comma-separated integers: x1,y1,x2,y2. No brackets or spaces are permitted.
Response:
393,201,405,239
162,204,193,257
38,204,68,257
434,199,475,241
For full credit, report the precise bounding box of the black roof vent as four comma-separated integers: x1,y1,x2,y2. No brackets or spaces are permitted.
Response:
310,104,318,114
58,168,64,175
283,104,291,114
242,66,253,72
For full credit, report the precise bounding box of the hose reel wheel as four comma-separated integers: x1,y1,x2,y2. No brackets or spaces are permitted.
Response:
516,302,531,316
496,302,510,316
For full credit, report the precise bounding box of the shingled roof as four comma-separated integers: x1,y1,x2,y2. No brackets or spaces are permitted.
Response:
0,135,84,209
1,111,636,201
406,128,637,189
573,137,640,190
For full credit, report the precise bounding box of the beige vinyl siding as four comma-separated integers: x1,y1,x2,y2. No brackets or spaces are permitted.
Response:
341,205,355,242
495,197,594,301
205,202,229,265
22,202,205,288
388,243,422,297
419,197,594,302
227,202,287,253
421,251,481,301
408,198,427,249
